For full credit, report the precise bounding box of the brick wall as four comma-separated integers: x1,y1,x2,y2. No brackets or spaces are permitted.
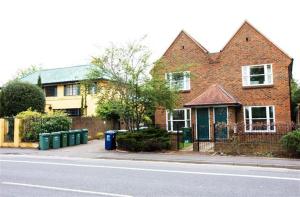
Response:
154,22,292,132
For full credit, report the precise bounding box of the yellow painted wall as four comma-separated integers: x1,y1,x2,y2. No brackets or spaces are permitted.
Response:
44,81,105,116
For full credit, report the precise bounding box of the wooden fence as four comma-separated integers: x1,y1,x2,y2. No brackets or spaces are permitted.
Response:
71,117,119,139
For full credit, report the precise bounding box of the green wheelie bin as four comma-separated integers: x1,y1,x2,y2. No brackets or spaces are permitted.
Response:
182,127,192,143
80,128,88,144
51,132,61,149
68,130,75,146
74,130,81,145
39,133,50,150
60,131,68,147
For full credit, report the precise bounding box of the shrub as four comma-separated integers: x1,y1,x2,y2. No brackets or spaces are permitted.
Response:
0,81,45,117
116,128,171,152
17,109,71,142
280,130,300,156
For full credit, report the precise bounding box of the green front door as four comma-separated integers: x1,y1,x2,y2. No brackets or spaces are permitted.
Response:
214,107,228,139
197,108,209,140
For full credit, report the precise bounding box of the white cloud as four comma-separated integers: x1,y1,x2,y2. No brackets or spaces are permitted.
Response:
0,0,299,85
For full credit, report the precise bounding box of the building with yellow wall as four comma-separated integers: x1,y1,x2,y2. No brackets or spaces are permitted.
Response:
21,65,106,116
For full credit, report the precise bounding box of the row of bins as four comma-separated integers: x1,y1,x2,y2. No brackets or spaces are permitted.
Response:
39,129,88,150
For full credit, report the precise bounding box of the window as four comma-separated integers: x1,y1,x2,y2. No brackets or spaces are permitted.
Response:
167,108,191,131
64,84,80,96
88,83,98,95
55,108,81,116
242,64,273,86
244,106,275,132
44,86,57,97
166,71,190,91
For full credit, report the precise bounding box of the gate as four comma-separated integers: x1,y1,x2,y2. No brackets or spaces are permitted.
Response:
4,117,14,142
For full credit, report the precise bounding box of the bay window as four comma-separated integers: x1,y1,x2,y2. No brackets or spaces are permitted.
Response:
167,108,191,131
242,64,273,86
166,71,190,91
244,106,275,132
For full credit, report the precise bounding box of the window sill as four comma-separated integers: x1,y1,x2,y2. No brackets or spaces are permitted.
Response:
242,84,274,89
245,130,276,133
179,90,191,93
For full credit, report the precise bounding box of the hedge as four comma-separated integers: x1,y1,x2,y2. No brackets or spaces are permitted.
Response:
280,130,300,157
17,109,71,142
116,128,171,152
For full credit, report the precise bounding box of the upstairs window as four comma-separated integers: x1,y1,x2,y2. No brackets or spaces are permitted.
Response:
88,83,98,95
244,106,275,132
242,64,273,86
64,84,80,96
44,86,57,97
166,71,190,91
167,108,191,131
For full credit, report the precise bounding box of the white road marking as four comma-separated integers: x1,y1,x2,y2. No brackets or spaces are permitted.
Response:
2,181,133,197
1,159,300,181
0,154,297,172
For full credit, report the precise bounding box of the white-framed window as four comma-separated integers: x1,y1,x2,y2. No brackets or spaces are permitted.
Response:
88,82,98,95
167,108,191,131
165,71,190,91
64,84,80,96
244,106,275,132
242,64,273,86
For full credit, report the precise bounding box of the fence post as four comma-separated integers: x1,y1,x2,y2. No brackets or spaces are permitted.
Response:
0,119,5,147
14,118,21,147
177,125,179,151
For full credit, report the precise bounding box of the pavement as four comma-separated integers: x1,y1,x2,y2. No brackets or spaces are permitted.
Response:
1,155,300,197
0,140,300,170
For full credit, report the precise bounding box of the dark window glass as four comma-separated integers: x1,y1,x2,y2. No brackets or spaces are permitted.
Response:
269,106,274,118
173,121,185,131
252,107,267,119
45,86,57,97
88,83,97,94
252,119,268,130
250,66,264,75
64,84,80,96
55,108,81,116
172,110,185,120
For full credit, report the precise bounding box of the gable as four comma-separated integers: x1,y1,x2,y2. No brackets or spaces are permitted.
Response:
220,21,292,63
161,31,210,67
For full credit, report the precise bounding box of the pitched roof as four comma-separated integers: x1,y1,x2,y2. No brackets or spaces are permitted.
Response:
162,30,208,57
184,84,241,107
221,20,291,59
20,65,104,85
160,20,292,63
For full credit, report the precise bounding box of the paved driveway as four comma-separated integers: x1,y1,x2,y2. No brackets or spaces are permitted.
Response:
0,140,107,158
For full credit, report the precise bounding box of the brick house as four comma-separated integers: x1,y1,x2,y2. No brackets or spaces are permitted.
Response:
154,21,293,141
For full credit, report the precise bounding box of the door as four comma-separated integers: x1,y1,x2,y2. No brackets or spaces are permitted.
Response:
214,107,228,139
197,108,209,140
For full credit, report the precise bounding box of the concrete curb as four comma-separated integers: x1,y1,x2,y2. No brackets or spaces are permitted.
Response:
96,156,300,170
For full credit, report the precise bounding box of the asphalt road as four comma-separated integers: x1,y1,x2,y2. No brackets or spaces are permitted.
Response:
0,155,299,197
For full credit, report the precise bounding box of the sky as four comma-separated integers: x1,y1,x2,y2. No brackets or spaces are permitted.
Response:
0,0,299,85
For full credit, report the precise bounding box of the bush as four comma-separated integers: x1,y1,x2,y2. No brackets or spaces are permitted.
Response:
17,109,72,142
0,81,45,117
280,130,300,156
116,128,171,152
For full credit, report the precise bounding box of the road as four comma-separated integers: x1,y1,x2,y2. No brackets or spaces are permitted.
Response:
0,155,299,197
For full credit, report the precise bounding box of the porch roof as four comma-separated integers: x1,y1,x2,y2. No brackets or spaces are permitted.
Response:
184,84,241,107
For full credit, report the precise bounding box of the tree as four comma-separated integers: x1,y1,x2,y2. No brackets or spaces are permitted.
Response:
15,65,41,80
0,81,45,117
291,78,300,121
37,75,42,88
89,40,179,131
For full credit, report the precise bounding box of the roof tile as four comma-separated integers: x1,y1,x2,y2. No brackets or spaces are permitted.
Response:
184,84,240,106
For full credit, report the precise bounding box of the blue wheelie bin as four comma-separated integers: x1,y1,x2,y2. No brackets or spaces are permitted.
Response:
105,130,116,150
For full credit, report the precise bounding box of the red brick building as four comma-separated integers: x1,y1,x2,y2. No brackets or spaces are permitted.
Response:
154,21,293,140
